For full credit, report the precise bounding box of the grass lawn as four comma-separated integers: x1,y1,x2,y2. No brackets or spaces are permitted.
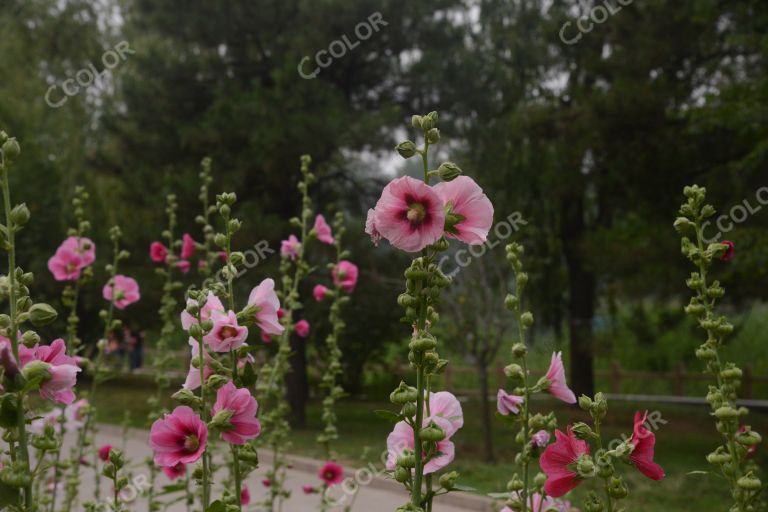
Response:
92,378,768,511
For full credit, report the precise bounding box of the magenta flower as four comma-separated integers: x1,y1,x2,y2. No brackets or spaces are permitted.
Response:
721,240,735,261
318,461,344,486
203,310,248,352
434,176,494,245
98,445,112,462
181,291,224,331
60,236,96,267
544,352,576,404
332,260,359,293
247,278,284,336
211,381,261,445
281,235,301,260
20,339,80,404
149,241,168,263
532,430,551,448
365,209,381,247
240,486,250,505
149,406,208,467
295,319,310,338
630,411,665,481
497,389,524,416
540,426,590,497
102,275,140,310
386,416,456,474
313,214,334,245
176,260,191,274
371,176,446,252
48,249,83,282
181,233,197,260
313,284,329,302
427,391,464,437
302,485,317,494
162,463,186,480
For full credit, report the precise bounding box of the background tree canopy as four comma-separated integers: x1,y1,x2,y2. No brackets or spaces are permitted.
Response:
1,0,766,398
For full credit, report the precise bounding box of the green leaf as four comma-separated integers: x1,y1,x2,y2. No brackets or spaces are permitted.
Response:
374,410,402,423
205,500,226,512
0,395,18,428
452,484,477,492
0,481,20,508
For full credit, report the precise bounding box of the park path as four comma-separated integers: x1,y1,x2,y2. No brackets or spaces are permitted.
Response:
65,424,494,512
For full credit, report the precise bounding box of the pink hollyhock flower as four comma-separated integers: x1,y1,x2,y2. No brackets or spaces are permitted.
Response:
313,214,334,245
149,406,208,467
31,409,63,435
247,278,284,336
149,242,168,263
281,235,301,260
177,260,191,274
544,352,576,404
630,411,665,480
295,319,310,338
60,236,96,267
427,391,464,437
332,260,359,293
211,381,261,445
20,339,81,404
240,486,250,505
162,463,186,480
65,398,89,429
372,176,446,252
48,249,83,281
181,291,224,330
183,338,215,390
721,240,735,261
386,416,456,474
203,310,248,352
497,389,524,416
302,485,317,494
218,251,228,262
102,275,140,310
434,176,494,245
98,445,112,462
532,430,551,448
365,208,382,246
181,233,197,260
313,284,329,302
540,426,590,497
318,461,344,486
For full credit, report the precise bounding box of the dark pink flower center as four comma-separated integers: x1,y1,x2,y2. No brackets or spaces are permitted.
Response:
219,326,238,339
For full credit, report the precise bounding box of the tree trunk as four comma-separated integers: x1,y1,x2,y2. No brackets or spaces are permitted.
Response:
286,334,308,428
561,196,596,397
477,360,495,463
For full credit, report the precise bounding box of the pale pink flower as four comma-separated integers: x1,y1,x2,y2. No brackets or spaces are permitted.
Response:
319,461,344,486
181,291,224,331
48,249,83,281
65,398,89,429
20,339,80,405
371,176,446,252
281,235,301,260
102,275,140,310
181,233,197,260
60,236,96,267
544,352,576,404
31,409,63,435
313,214,334,244
313,284,329,302
183,338,215,390
365,209,381,246
149,241,168,263
203,310,248,352
427,391,464,437
332,260,359,293
386,416,455,474
247,278,284,336
433,176,494,245
211,381,261,445
162,463,186,480
295,319,310,338
532,430,551,448
497,389,524,416
508,493,573,512
150,406,208,467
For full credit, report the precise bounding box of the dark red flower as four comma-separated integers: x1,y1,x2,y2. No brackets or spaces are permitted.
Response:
540,426,590,497
721,240,735,261
318,461,344,486
630,411,665,480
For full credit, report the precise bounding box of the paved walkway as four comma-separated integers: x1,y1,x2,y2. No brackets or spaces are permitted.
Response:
65,424,494,512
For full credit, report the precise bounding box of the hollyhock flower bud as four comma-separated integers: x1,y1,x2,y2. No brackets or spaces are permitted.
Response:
714,406,739,420
438,471,458,490
506,475,524,491
302,484,317,494
295,319,310,338
706,447,731,464
396,141,418,159
571,422,597,441
148,241,167,263
420,422,446,442
313,284,329,302
608,476,628,498
2,138,20,160
737,473,761,491
531,430,551,448
511,342,527,358
735,426,761,449
98,444,113,462
390,381,418,404
393,467,409,483
437,162,461,182
503,363,524,381
426,128,440,144
28,303,57,326
10,203,30,226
